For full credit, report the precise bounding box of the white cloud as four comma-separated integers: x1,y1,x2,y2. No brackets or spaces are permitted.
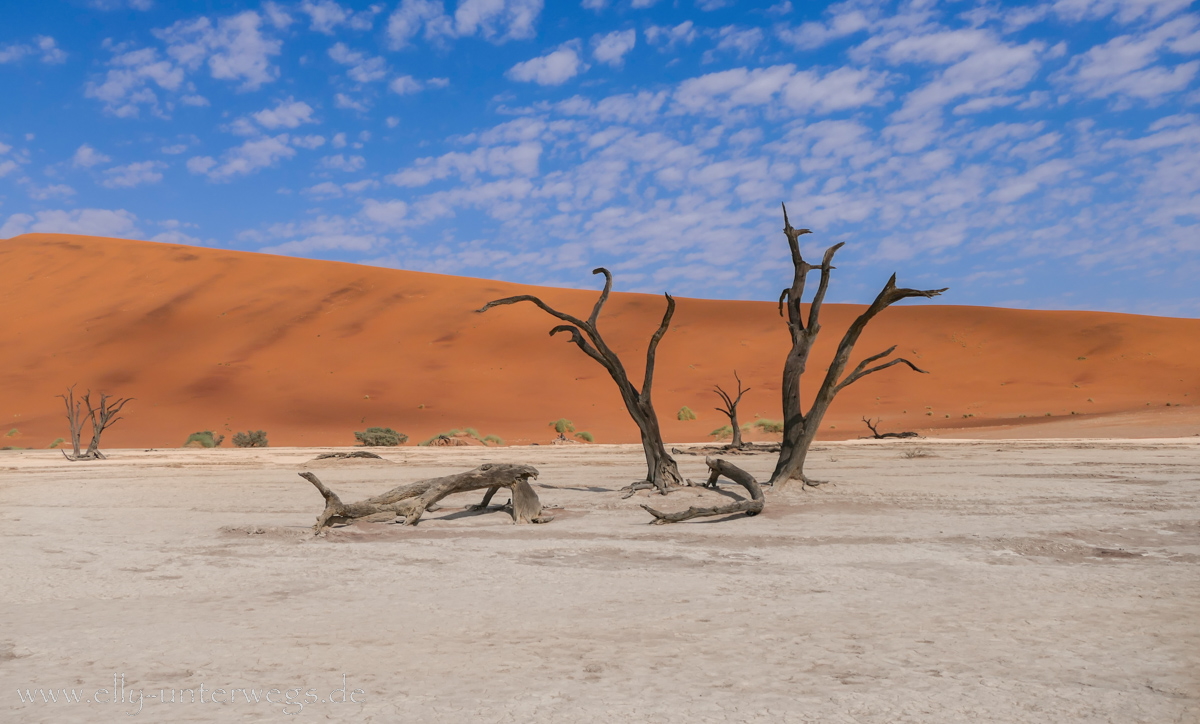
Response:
386,0,543,49
1058,17,1200,101
292,134,326,149
332,132,348,148
592,29,635,68
300,0,381,34
707,26,764,60
1053,0,1193,24
252,98,317,128
389,75,424,94
84,46,184,117
72,144,112,168
101,160,167,188
0,208,140,238
334,93,370,111
645,22,696,51
361,199,410,227
673,64,885,118
507,42,584,85
0,160,18,178
187,134,296,181
387,142,541,186
328,43,388,83
157,11,281,90
27,184,77,200
0,35,67,64
776,9,870,50
320,154,366,172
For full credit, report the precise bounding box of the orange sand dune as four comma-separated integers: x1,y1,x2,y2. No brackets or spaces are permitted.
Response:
1,233,1198,449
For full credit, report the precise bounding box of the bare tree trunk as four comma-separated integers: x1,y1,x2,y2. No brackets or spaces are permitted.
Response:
642,457,763,524
713,372,750,450
58,386,85,459
300,463,546,533
478,268,683,494
770,204,947,489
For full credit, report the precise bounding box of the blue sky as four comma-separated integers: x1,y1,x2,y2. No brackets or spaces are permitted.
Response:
1,0,1197,315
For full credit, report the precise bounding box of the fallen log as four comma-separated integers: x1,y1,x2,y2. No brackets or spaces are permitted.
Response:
300,462,547,533
642,456,764,524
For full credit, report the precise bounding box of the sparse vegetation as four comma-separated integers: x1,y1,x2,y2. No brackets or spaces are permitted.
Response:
677,406,696,421
232,430,269,448
753,419,784,433
550,418,575,434
47,437,65,449
575,431,594,443
419,428,502,446
902,447,934,459
709,424,733,440
5,428,17,437
355,427,407,446
483,434,505,445
184,431,225,448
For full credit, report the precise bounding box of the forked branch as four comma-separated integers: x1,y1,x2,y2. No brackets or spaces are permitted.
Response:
642,457,763,524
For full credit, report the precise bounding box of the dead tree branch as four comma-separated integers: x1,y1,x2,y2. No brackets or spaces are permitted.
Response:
59,386,132,461
477,268,682,494
300,463,546,534
642,457,764,524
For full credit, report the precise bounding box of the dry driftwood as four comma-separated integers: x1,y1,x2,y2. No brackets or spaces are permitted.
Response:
300,463,546,533
861,417,919,439
478,268,682,495
313,451,385,460
673,443,781,456
642,457,764,524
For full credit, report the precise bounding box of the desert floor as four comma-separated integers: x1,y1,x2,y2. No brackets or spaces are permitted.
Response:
2,440,1198,723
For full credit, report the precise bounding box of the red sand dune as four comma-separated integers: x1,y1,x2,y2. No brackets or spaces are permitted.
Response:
1,233,1198,449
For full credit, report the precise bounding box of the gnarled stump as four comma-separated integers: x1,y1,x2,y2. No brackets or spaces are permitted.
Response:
642,456,764,524
300,463,547,533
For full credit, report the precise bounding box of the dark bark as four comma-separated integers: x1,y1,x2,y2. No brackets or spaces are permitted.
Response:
861,417,919,439
770,203,947,489
642,457,763,524
477,268,682,494
58,386,85,459
713,371,750,449
300,462,546,533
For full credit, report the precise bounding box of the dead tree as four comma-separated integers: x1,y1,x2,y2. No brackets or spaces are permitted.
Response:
713,371,750,450
300,463,547,533
58,386,133,461
477,268,682,494
642,457,763,524
58,386,86,459
771,204,946,489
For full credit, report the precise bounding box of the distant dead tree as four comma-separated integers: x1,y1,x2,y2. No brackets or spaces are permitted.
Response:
713,371,750,450
58,385,133,461
771,204,946,489
478,268,682,494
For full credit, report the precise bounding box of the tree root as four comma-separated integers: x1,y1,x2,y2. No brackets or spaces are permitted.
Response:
641,457,764,524
300,463,548,534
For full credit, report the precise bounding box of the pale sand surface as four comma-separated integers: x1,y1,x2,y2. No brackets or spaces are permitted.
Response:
2,441,1198,723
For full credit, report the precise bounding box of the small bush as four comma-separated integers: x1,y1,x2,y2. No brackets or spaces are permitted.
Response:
753,419,784,433
902,447,934,459
184,431,225,448
47,437,65,449
355,427,407,446
709,425,733,440
5,428,18,437
575,431,594,443
549,418,575,434
677,406,697,421
483,434,505,446
232,430,269,448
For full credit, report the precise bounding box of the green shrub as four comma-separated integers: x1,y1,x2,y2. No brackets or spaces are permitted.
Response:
232,430,269,448
5,428,18,437
677,406,697,421
753,419,784,433
575,431,594,443
709,425,733,440
184,431,225,448
47,437,65,449
483,434,505,446
355,427,407,446
549,418,575,434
